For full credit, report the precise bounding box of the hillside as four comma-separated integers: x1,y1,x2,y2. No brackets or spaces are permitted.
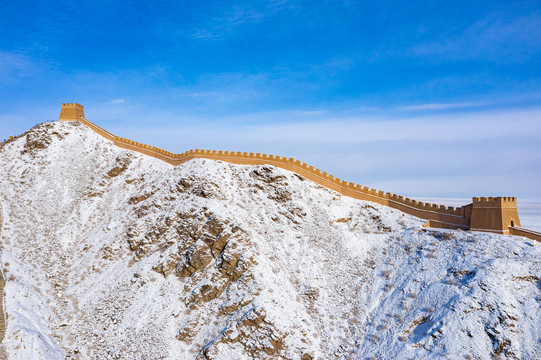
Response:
0,121,539,360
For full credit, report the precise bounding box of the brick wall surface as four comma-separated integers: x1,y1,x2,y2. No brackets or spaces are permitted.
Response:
60,115,538,242
72,118,470,228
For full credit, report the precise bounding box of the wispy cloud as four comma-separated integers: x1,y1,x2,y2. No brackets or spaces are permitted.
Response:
411,13,541,62
185,0,307,40
104,105,541,199
188,5,266,40
399,102,484,111
108,99,125,104
0,51,34,79
110,105,541,147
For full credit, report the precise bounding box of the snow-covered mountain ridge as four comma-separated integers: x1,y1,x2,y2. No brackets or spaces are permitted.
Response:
0,121,539,359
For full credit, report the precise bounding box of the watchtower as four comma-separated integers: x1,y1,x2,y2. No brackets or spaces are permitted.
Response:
470,197,521,234
59,103,85,121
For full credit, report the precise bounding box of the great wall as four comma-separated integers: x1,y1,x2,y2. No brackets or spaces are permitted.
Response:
30,103,541,243
0,102,539,349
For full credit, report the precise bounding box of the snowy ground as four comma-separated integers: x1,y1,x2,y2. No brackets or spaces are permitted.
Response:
0,121,539,359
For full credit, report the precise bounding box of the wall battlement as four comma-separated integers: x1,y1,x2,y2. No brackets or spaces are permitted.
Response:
472,196,517,205
59,103,85,121
61,103,84,109
57,103,533,239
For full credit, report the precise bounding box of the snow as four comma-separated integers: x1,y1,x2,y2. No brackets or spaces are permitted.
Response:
0,121,539,359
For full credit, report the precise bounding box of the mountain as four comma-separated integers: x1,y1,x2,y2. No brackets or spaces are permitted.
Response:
0,121,539,360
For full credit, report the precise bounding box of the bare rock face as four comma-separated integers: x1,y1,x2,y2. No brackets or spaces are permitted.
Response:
203,308,285,359
23,122,69,152
250,166,293,203
106,153,133,179
118,163,281,357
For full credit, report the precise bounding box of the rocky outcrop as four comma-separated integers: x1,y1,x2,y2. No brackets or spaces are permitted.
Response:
0,121,539,360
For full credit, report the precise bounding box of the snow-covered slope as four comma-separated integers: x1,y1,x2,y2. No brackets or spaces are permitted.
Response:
0,121,539,360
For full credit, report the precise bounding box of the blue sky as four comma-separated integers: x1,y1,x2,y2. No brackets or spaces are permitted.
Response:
1,0,541,200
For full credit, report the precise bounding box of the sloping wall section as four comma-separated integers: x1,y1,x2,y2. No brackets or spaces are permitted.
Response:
77,117,470,229
58,103,536,241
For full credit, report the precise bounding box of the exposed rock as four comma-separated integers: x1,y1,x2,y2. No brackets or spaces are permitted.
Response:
1,121,540,360
106,153,132,178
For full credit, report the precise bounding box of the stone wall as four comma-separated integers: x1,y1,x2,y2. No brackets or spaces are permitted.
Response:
59,103,85,121
509,227,541,242
470,197,521,235
59,111,535,240
71,117,471,229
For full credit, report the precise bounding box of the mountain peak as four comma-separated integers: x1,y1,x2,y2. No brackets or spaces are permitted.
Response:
0,121,539,359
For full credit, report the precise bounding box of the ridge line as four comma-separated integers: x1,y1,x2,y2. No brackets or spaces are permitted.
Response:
71,117,472,229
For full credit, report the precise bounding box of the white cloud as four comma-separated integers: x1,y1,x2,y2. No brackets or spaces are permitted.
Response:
108,99,125,104
188,5,266,40
103,105,540,200
108,106,541,146
411,13,541,61
399,102,483,111
0,51,34,78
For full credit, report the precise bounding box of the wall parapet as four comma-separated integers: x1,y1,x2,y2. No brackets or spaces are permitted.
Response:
70,117,471,228
509,227,541,242
58,111,529,238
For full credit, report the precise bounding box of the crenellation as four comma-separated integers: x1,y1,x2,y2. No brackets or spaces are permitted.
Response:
59,102,85,121
59,103,525,237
